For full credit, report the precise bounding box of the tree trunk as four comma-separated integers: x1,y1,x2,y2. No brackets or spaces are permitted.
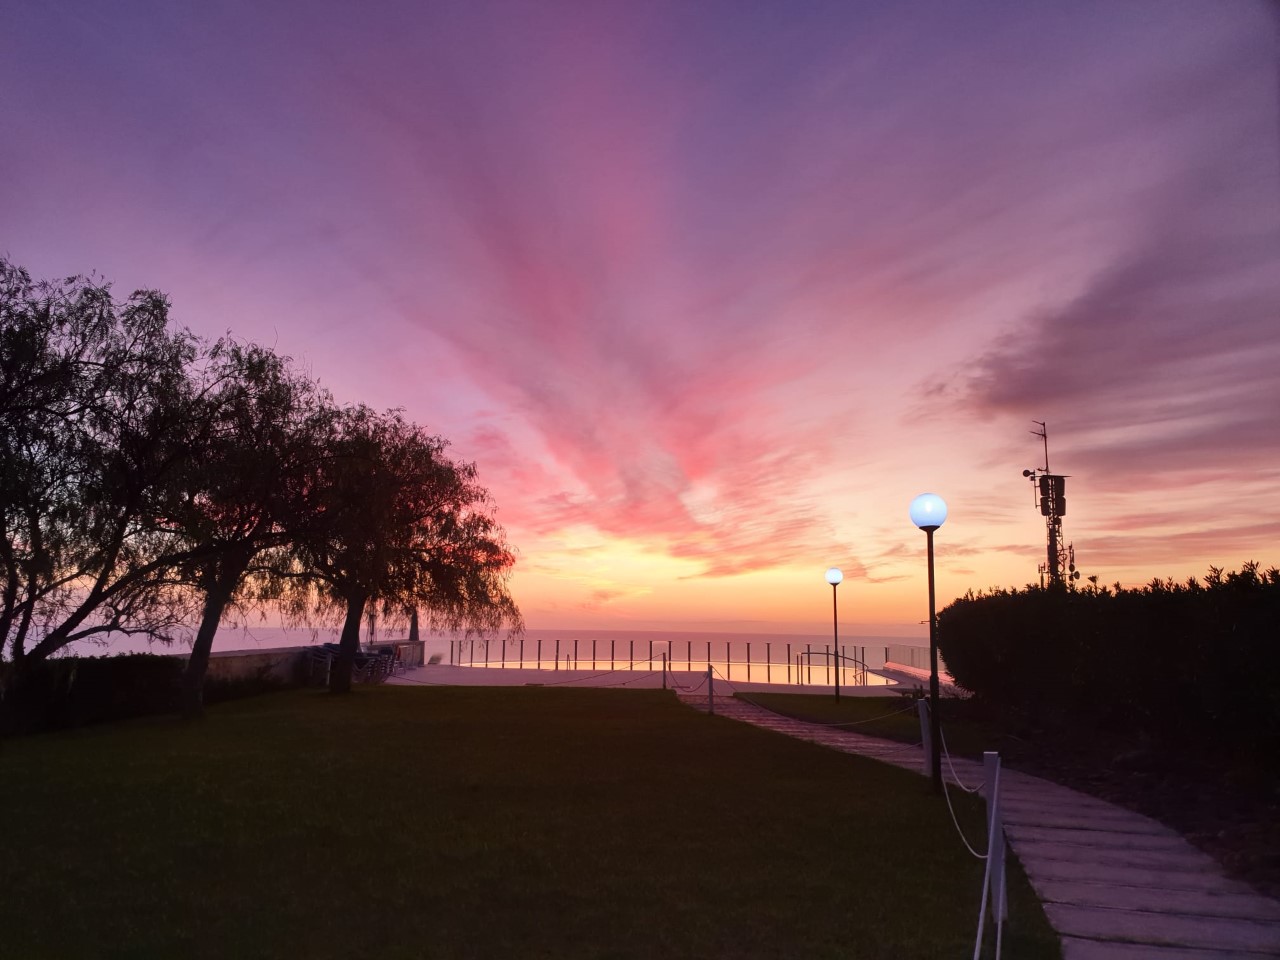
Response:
330,593,367,694
181,556,250,720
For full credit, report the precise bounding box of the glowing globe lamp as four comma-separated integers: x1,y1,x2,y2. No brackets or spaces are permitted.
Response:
909,493,948,531
825,567,844,585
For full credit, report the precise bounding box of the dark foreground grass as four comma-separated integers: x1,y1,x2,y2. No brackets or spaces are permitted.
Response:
0,687,1060,959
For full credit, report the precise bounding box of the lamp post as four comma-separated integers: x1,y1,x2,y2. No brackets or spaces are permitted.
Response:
909,493,947,794
825,567,843,702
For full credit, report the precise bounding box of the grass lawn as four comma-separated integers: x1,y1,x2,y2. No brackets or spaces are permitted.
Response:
0,687,1060,959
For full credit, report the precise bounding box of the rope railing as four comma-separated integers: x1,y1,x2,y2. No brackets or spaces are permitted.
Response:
670,672,706,693
941,763,989,860
915,699,1007,959
940,727,983,794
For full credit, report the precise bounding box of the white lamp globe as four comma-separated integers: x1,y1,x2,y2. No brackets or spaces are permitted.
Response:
909,493,948,530
825,567,844,585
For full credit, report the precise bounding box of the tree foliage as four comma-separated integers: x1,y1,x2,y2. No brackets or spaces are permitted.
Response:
278,405,521,693
1,260,201,663
168,340,335,717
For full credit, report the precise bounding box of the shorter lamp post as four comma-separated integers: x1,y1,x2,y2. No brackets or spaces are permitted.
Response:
825,567,843,702
909,493,947,794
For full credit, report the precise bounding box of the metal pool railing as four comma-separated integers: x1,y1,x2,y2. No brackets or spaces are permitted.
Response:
447,637,896,687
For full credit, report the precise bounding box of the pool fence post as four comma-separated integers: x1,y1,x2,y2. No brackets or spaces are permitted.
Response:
707,665,714,715
611,639,616,669
555,639,560,671
787,643,792,684
917,699,933,777
520,637,524,667
501,638,505,668
984,751,1008,922
767,642,772,683
629,639,634,669
662,653,667,690
537,637,542,668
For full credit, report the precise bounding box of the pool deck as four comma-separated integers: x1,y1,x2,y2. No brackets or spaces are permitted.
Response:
390,663,1280,959
390,661,936,694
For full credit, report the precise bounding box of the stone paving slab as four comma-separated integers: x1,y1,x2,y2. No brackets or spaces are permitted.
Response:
1044,903,1280,953
1060,936,1279,959
1001,806,1179,835
1021,859,1254,895
674,690,1280,959
1005,823,1198,851
1036,880,1280,920
1013,839,1227,872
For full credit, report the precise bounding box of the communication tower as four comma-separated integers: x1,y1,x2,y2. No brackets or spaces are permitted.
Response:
1021,421,1079,587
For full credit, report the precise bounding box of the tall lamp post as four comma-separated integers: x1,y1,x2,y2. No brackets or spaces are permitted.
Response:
825,567,843,702
909,493,947,794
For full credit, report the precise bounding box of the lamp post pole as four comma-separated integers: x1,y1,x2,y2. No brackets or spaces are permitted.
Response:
825,568,843,702
925,526,942,794
910,493,948,796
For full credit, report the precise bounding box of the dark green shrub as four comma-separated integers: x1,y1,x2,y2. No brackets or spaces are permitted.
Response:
0,654,182,735
938,563,1280,762
0,652,304,735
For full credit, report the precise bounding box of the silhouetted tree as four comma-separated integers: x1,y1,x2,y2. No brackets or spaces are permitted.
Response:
280,406,521,693
166,341,335,718
0,259,203,665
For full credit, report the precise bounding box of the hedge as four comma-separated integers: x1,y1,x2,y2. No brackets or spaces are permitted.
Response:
936,562,1280,761
0,653,296,736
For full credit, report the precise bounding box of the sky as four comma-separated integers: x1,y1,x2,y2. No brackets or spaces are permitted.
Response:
3,0,1278,637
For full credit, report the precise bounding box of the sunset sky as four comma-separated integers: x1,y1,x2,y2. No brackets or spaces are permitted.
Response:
4,1,1278,636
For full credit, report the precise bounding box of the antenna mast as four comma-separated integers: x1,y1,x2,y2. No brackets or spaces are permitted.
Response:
1021,422,1078,587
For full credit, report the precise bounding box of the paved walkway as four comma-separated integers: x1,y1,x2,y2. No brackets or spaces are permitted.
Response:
675,689,1280,960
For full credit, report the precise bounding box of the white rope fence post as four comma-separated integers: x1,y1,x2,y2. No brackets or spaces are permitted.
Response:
985,751,1008,929
707,665,714,715
973,751,1008,960
916,699,933,777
